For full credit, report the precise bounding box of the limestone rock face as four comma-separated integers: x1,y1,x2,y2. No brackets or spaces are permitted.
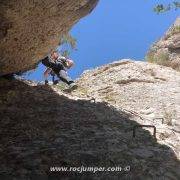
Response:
146,17,180,71
74,60,180,159
0,60,180,179
0,0,99,76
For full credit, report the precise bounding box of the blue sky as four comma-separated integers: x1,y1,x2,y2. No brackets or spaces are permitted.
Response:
26,0,179,81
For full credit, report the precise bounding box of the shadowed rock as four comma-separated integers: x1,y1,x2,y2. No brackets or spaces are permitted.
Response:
73,60,180,161
0,78,180,179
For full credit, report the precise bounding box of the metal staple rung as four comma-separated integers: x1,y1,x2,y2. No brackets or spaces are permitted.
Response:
90,98,96,103
153,118,164,124
133,125,157,139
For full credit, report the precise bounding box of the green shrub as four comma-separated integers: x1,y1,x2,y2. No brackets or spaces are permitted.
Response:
56,82,68,90
170,26,180,35
146,51,170,66
163,109,176,126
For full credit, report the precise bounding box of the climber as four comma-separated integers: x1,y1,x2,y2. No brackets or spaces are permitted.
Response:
42,50,77,88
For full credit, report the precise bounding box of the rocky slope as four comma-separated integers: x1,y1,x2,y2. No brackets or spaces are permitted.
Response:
146,17,180,71
0,0,99,76
74,59,180,156
0,60,180,179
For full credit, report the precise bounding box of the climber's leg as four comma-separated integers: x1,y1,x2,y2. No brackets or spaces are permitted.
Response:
57,70,74,85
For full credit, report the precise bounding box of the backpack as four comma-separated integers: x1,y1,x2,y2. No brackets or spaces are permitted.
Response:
41,56,65,73
41,56,52,68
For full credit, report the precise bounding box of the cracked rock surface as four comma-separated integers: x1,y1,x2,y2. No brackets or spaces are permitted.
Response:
0,0,99,76
0,60,180,179
146,17,180,71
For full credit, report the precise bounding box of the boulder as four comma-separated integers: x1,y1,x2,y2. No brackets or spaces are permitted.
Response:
146,17,180,71
0,0,99,76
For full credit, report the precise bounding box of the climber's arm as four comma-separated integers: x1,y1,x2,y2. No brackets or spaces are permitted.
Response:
66,59,74,69
58,55,74,69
